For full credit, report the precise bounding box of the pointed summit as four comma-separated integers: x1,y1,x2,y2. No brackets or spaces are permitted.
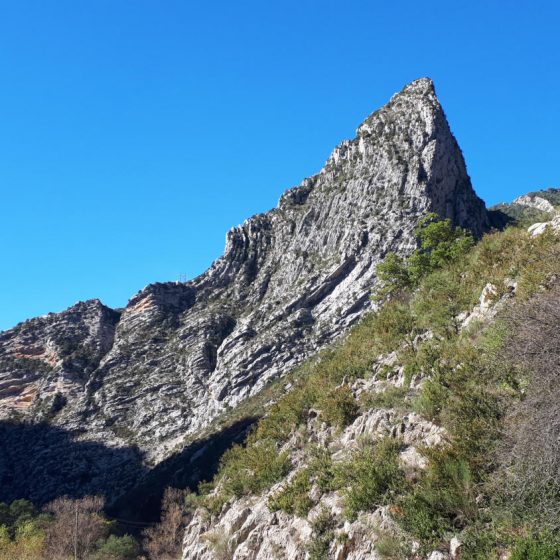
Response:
327,77,488,236
401,76,435,94
0,79,489,508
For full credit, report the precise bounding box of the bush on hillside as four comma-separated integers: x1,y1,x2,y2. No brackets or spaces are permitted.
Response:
268,468,313,517
92,534,140,560
398,448,477,547
338,437,405,521
219,439,291,498
375,213,474,299
307,508,336,560
510,534,560,560
316,385,358,428
497,286,560,533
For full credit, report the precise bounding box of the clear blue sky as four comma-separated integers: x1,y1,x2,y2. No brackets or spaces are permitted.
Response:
1,1,558,331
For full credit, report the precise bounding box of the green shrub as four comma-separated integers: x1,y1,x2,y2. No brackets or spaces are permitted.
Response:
0,499,37,536
375,213,474,299
316,385,358,427
375,252,413,298
204,495,229,517
398,449,476,546
458,521,503,560
367,302,418,351
375,530,411,559
412,268,475,337
339,437,405,520
219,438,292,498
307,508,336,560
268,468,313,517
413,377,450,422
0,520,45,560
510,534,560,560
186,486,228,519
255,381,314,442
308,446,338,493
92,534,140,560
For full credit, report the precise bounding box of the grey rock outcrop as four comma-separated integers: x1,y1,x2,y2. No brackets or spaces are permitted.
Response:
514,193,556,214
528,214,560,237
180,351,444,560
0,78,488,504
0,300,120,417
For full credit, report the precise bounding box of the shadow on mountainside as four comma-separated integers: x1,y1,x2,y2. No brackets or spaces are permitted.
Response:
0,420,147,507
487,208,516,229
109,416,258,523
0,415,257,523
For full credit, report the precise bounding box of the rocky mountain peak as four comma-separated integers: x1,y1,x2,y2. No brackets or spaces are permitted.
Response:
0,78,489,508
403,76,435,92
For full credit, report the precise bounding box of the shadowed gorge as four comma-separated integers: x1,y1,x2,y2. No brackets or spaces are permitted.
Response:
0,421,146,506
109,416,258,523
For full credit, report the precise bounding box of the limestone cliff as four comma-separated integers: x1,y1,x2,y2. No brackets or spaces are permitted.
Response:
0,78,488,506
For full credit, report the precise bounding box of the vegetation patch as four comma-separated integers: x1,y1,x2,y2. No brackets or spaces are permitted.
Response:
339,437,405,521
268,468,314,517
217,438,292,499
307,508,336,560
191,214,560,558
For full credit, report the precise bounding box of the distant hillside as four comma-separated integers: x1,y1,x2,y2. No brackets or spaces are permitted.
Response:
489,187,559,227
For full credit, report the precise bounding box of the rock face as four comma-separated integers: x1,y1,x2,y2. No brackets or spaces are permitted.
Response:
179,272,512,560
528,214,560,237
514,193,556,214
0,300,120,417
180,353,447,560
0,78,488,505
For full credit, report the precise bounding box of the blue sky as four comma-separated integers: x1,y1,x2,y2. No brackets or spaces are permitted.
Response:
1,1,558,331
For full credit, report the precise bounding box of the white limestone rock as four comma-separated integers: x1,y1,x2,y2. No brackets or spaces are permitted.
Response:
514,194,556,213
450,536,462,558
528,214,560,237
0,77,489,507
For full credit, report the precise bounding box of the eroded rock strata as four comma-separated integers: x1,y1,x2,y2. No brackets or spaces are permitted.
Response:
0,78,488,505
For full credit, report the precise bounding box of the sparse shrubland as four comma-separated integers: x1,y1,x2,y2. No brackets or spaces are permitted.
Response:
216,438,292,499
268,467,314,517
192,213,560,558
307,508,336,560
8,214,560,559
340,437,405,521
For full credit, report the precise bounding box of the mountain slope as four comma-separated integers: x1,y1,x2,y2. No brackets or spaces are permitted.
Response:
0,78,488,506
181,217,560,560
